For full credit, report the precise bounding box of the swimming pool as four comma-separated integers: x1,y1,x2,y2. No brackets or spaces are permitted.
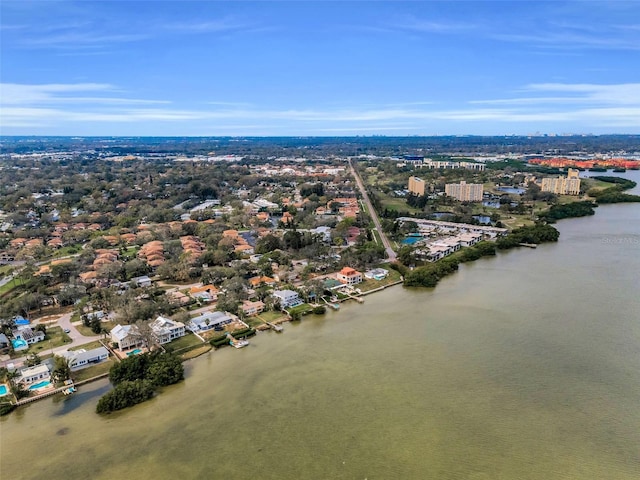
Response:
126,348,143,356
28,380,51,390
0,385,8,396
11,339,28,350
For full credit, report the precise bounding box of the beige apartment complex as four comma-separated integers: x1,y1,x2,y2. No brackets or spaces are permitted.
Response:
445,181,483,202
408,176,426,196
540,168,581,195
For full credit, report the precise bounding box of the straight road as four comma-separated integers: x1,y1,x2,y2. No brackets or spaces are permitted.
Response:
348,158,397,262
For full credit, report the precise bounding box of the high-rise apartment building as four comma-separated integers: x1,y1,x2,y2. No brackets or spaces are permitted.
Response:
408,176,426,196
540,168,581,195
445,181,483,202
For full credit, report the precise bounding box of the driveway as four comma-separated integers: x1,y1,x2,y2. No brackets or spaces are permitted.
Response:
1,312,103,368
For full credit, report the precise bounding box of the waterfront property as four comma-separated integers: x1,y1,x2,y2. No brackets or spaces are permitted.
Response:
188,311,234,333
61,346,110,370
110,324,144,352
398,217,507,239
364,268,389,281
17,364,50,386
241,300,265,317
540,168,581,195
337,267,363,285
150,316,186,344
272,290,303,309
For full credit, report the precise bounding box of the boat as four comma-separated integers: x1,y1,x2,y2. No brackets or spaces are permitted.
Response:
233,339,249,349
62,387,76,395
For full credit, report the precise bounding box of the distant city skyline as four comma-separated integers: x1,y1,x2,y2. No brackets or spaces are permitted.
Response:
1,1,639,136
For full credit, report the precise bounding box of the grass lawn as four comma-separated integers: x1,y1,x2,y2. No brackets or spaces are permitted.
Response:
52,245,82,258
257,311,286,323
69,340,105,351
12,326,72,358
75,320,117,337
0,278,24,297
0,265,14,276
70,358,117,383
287,303,313,315
358,268,403,293
164,333,203,352
180,345,212,360
378,192,419,214
244,316,265,328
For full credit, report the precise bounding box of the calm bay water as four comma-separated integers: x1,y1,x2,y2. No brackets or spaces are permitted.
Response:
2,175,640,480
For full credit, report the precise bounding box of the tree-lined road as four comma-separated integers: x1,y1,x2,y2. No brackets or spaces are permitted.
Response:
348,158,397,262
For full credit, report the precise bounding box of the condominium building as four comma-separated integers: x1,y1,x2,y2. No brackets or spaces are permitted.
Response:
408,176,426,196
540,168,581,195
445,181,483,202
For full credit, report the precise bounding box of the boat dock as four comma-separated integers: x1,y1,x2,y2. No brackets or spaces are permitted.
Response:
266,322,283,332
226,333,249,348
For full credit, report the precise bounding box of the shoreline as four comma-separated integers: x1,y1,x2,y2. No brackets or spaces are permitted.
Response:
6,182,640,413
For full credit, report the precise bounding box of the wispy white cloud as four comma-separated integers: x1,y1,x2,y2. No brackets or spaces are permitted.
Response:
2,82,639,132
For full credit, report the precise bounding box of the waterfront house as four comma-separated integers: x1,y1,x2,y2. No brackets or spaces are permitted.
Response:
188,311,233,332
18,364,50,386
110,324,144,352
337,267,363,285
272,289,303,309
150,316,186,344
241,300,265,317
364,268,389,280
61,347,109,370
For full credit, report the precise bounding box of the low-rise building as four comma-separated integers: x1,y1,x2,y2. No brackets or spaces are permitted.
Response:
337,267,363,285
188,311,234,332
241,300,265,317
272,289,303,309
12,326,45,346
110,324,144,352
61,347,110,370
18,364,50,386
150,316,186,344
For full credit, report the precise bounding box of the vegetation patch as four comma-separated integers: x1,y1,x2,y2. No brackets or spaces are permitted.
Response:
96,352,184,414
70,358,116,383
539,201,597,222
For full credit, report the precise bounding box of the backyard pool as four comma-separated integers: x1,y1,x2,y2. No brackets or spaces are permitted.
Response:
127,349,143,356
0,384,8,396
11,339,27,350
28,381,51,391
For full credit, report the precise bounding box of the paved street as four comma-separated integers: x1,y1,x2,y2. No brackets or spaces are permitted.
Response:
348,158,398,262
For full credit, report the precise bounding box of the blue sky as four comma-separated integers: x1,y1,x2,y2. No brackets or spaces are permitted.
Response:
1,1,639,136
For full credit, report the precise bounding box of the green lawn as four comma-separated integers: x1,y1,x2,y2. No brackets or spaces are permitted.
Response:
287,303,313,315
244,316,265,328
75,320,118,337
257,311,286,323
164,333,203,352
0,277,24,297
0,265,14,276
358,268,403,293
12,326,72,358
70,358,117,383
52,245,82,258
69,340,105,351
